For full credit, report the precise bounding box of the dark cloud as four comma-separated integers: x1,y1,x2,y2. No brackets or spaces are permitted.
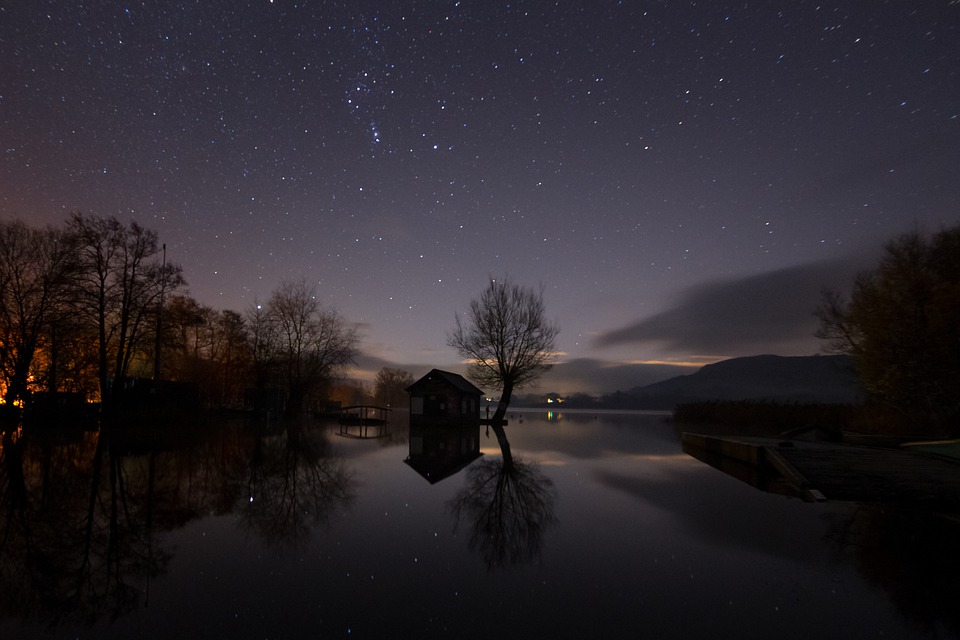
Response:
594,253,878,357
354,251,880,393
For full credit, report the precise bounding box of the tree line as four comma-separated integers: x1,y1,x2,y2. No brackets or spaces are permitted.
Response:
816,225,960,433
0,214,558,422
0,214,365,417
7,212,951,433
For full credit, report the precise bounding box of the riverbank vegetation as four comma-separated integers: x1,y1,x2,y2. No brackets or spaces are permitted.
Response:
816,226,960,435
0,215,358,419
2,215,956,435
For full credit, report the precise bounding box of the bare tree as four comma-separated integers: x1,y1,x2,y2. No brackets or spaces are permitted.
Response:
246,300,278,414
161,295,251,408
253,280,360,416
207,308,252,408
66,213,184,407
0,220,75,405
373,367,414,408
448,277,559,424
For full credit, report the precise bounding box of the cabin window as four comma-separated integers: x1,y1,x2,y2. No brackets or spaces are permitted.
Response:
411,397,423,415
424,394,443,415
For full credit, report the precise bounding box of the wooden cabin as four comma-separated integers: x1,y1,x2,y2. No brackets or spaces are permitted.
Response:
406,369,483,428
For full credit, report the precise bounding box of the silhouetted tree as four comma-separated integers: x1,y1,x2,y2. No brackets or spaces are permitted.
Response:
448,277,559,425
163,294,209,381
0,220,75,405
816,226,960,431
38,308,100,401
66,214,184,407
206,309,252,408
161,295,251,407
372,367,414,408
329,380,372,407
250,280,359,416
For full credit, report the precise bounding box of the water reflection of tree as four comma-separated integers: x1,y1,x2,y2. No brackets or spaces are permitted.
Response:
447,422,556,569
828,505,960,636
237,417,353,549
0,415,355,628
0,426,168,624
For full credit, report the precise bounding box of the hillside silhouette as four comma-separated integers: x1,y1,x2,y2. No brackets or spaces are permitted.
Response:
629,354,862,408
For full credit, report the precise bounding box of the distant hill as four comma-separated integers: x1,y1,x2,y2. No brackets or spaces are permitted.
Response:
629,354,863,408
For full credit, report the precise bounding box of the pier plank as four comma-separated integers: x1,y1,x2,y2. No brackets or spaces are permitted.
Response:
681,434,960,508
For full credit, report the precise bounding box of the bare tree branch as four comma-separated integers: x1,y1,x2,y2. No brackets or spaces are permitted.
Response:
448,277,559,422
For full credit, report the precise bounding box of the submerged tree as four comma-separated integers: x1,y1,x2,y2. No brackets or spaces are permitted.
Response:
816,226,960,431
448,277,559,425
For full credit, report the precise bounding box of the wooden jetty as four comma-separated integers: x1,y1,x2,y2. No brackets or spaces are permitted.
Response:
339,405,390,426
681,433,960,508
337,405,391,439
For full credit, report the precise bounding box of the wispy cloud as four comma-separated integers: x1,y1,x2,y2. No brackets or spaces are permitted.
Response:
593,254,876,357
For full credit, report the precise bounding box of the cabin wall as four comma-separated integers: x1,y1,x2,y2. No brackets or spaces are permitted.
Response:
408,379,480,428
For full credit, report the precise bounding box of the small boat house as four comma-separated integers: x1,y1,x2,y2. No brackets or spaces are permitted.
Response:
406,369,483,428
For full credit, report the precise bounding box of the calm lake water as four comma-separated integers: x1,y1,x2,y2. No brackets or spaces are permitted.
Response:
1,409,958,639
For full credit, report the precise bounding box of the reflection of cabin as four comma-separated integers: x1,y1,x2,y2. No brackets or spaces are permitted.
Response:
405,424,482,484
406,369,482,428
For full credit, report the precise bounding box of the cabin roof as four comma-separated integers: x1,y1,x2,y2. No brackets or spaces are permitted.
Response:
406,368,483,396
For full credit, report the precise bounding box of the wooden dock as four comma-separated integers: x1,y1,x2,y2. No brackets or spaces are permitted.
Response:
339,405,390,426
337,405,392,439
681,433,960,508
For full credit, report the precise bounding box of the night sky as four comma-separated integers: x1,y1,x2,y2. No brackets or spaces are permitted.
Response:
2,1,959,393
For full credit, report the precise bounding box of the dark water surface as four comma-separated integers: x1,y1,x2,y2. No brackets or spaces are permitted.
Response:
1,409,958,639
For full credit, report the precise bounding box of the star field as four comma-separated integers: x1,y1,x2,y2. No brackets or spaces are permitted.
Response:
2,1,959,392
